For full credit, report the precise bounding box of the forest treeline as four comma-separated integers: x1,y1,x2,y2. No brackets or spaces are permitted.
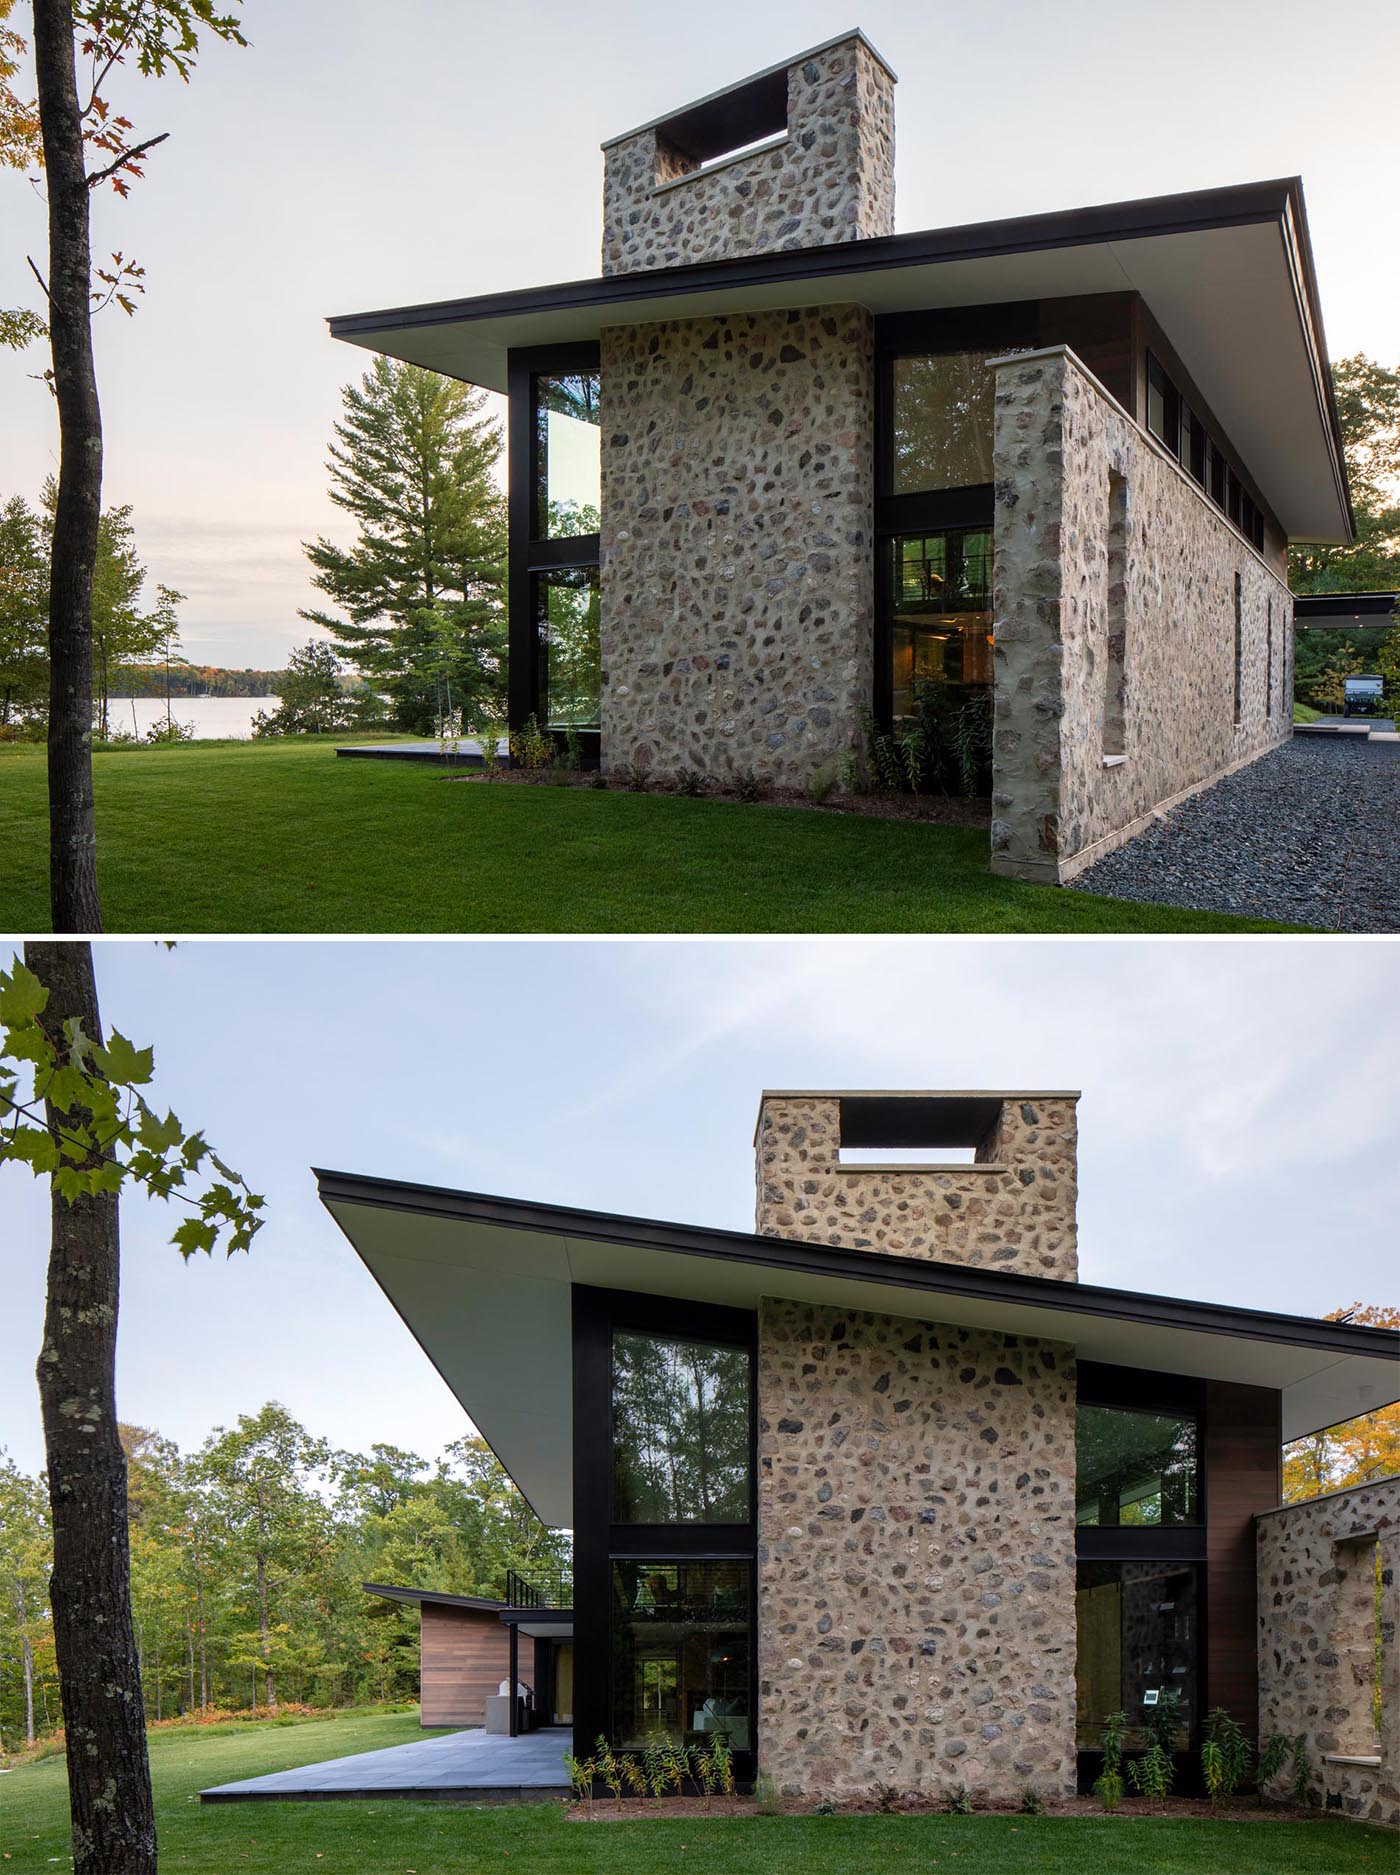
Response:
111,664,287,699
0,1403,571,1753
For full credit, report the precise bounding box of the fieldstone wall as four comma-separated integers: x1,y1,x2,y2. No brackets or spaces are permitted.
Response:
1257,1477,1399,1826
989,347,1294,884
757,1299,1078,1802
601,35,895,276
754,1093,1079,1279
598,306,875,784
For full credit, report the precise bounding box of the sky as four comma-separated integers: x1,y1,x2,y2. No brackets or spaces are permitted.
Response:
2,0,1398,668
2,936,1396,1488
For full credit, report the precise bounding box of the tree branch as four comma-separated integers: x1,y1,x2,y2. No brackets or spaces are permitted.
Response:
25,254,52,304
86,129,168,187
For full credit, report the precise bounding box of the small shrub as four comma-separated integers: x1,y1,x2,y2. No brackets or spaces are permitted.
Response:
1094,1771,1124,1813
752,1770,782,1815
806,767,836,805
620,1754,647,1800
1201,1706,1251,1807
1290,1736,1314,1809
942,1782,972,1815
475,723,504,777
642,1740,667,1801
563,1750,595,1816
811,1798,838,1816
595,1735,623,1809
731,768,765,803
835,747,861,795
144,714,196,744
1255,1729,1291,1796
509,713,552,771
1018,1785,1045,1816
563,725,584,771
589,767,608,789
674,766,706,797
695,1744,718,1810
1128,1741,1173,1801
872,1780,901,1814
1094,1709,1128,1812
710,1730,736,1808
611,761,648,792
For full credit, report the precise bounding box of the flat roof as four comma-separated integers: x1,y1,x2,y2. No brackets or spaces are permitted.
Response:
1295,592,1398,626
317,1168,1399,1529
327,177,1351,544
363,1582,505,1614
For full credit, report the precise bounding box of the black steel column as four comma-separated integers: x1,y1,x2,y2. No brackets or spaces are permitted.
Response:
508,1621,518,1737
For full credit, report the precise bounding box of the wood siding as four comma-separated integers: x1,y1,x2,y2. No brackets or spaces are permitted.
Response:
419,1602,512,1727
1205,1380,1282,1739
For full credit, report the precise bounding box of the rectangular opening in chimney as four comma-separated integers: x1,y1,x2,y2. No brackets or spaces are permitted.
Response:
653,67,788,185
837,1095,1004,1169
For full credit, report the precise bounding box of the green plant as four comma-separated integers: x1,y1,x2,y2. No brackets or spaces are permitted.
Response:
731,768,765,803
1128,1740,1174,1801
1255,1730,1291,1797
806,767,836,805
144,714,196,744
1094,1710,1128,1812
508,713,552,771
1018,1785,1045,1816
475,720,504,777
595,1734,623,1809
1290,1736,1314,1808
642,1740,667,1801
872,1780,901,1814
662,1740,687,1797
835,747,861,795
611,761,649,792
563,725,584,771
562,1751,595,1815
942,1783,972,1815
1201,1707,1252,1807
589,767,608,788
710,1730,736,1808
811,1798,838,1816
752,1769,782,1815
695,1745,717,1810
675,767,706,796
620,1754,647,1800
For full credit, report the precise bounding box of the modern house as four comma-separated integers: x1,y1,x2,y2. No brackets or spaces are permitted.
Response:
316,1088,1399,1817
327,30,1353,883
362,1582,573,1730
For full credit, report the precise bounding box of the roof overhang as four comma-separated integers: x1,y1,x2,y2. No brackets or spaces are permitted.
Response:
363,1582,505,1615
328,178,1350,544
1295,591,1398,628
316,1169,1399,1529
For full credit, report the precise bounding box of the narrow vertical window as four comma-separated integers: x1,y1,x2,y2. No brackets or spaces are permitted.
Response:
1103,471,1128,761
1265,597,1273,720
1233,573,1243,727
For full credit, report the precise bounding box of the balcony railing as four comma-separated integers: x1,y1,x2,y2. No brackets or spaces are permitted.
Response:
503,1565,573,1609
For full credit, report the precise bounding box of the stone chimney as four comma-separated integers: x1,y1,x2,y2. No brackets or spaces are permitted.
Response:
754,1090,1080,1280
600,30,896,277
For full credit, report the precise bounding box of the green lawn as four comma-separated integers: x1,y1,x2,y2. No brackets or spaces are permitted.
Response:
1293,701,1324,723
0,740,1292,933
1,1711,1390,1875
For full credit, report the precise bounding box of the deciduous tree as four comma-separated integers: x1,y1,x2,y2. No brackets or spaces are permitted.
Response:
1290,356,1400,594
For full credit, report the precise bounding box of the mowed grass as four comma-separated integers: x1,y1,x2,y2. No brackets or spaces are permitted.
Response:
0,739,1294,935
1,1710,1391,1875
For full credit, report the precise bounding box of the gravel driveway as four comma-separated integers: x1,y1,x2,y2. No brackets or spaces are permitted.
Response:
1070,737,1400,932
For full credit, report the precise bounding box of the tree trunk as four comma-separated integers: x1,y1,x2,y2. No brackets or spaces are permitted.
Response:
23,1630,36,1746
32,0,105,933
27,939,155,1873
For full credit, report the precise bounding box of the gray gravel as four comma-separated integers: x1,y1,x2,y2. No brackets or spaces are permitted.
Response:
1070,736,1400,932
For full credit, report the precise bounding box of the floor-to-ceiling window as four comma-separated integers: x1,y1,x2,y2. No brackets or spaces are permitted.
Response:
874,310,1033,736
1074,1366,1205,1782
572,1290,757,1777
507,347,601,747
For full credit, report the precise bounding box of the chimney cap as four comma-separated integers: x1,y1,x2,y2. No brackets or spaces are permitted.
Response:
600,28,896,154
754,1089,1081,1146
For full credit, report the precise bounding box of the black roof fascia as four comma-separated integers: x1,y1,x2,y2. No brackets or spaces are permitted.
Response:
326,179,1295,343
363,1581,506,1613
498,1605,575,1625
314,1168,1399,1364
1295,592,1398,620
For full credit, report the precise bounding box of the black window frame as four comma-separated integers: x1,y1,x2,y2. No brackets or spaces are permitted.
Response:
507,343,602,751
572,1286,758,1782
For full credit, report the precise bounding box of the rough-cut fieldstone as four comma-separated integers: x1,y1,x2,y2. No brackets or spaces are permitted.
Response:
599,307,874,784
754,1093,1079,1279
601,35,895,277
757,1299,1078,1802
1257,1478,1399,1827
989,347,1294,884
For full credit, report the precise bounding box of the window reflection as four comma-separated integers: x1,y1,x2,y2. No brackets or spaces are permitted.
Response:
538,566,600,730
1076,1404,1199,1527
610,1560,750,1750
890,527,994,721
612,1331,750,1524
1076,1560,1198,1750
891,353,996,494
535,373,600,540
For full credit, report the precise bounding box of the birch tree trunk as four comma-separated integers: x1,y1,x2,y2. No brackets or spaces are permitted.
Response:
28,939,154,1873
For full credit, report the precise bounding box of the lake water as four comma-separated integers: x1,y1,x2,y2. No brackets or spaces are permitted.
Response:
109,695,278,741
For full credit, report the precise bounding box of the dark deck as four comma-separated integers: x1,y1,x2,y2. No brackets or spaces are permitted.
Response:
198,1725,571,1804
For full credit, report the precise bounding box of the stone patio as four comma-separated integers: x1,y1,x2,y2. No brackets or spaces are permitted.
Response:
199,1725,571,1803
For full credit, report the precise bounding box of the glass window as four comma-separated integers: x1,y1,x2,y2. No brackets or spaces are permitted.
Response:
610,1560,750,1750
1076,1560,1198,1750
612,1331,751,1523
891,353,996,494
1146,356,1179,457
534,373,600,540
889,527,994,721
1076,1403,1198,1526
537,566,600,731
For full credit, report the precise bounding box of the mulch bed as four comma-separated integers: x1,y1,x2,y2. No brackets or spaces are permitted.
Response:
451,767,990,828
565,1795,1321,1823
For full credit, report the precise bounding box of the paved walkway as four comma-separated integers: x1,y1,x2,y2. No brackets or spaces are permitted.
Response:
200,1726,571,1803
334,738,507,763
1071,736,1400,932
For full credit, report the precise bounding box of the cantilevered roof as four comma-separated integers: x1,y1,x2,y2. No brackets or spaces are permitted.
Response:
363,1582,505,1614
1295,591,1398,627
327,177,1350,544
316,1169,1399,1529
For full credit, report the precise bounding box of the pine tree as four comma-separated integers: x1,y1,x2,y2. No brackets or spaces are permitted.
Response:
302,357,507,735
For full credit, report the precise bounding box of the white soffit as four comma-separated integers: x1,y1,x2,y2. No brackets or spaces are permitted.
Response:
332,218,1344,541
327,1199,1398,1531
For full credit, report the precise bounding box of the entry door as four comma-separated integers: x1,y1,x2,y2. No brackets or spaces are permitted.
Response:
553,1642,574,1725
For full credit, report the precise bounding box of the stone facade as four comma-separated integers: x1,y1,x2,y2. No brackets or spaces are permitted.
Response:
754,1092,1079,1279
598,307,875,783
1257,1477,1400,1826
757,1298,1078,1802
601,34,895,276
989,347,1295,884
